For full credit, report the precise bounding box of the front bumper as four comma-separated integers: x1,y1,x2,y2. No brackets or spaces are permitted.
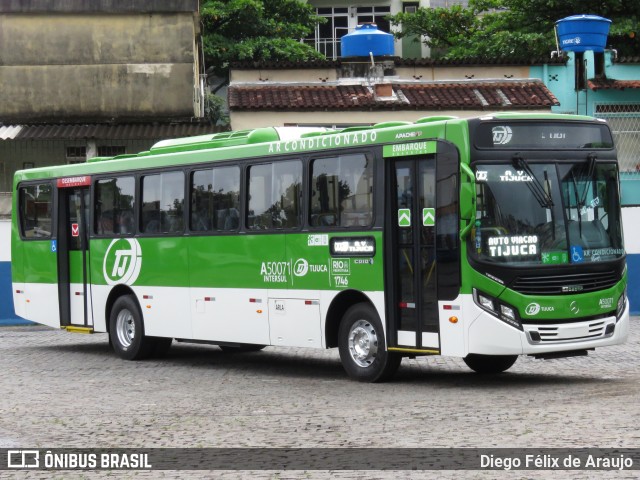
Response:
467,300,629,356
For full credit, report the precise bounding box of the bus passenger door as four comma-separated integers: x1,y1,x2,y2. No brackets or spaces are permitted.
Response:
390,155,440,352
387,142,461,353
57,185,92,328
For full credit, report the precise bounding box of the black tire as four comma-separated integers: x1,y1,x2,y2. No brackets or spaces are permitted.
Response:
109,295,155,360
338,303,401,382
463,354,518,374
219,344,266,353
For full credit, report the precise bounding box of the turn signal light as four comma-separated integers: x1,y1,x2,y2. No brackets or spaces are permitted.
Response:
449,316,458,324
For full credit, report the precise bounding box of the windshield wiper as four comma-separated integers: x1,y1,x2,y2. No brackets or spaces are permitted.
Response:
579,153,597,208
569,153,598,239
512,154,554,209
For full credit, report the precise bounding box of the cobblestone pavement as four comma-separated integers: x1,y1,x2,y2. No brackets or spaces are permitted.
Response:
1,318,638,479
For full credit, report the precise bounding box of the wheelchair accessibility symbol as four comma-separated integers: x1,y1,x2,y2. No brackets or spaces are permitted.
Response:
571,245,584,263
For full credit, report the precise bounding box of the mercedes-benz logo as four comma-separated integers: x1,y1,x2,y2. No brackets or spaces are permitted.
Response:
570,301,580,315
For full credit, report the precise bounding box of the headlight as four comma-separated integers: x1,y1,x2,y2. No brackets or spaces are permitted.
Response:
616,288,627,319
500,304,516,321
477,293,496,312
473,289,522,331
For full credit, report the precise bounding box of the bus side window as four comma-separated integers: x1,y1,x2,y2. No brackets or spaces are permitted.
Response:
310,153,373,228
190,165,240,233
95,176,135,236
247,161,301,230
19,183,53,238
141,171,184,234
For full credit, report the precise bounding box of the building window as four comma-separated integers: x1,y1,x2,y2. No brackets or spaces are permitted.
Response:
97,146,126,157
305,5,392,60
355,6,391,32
66,146,86,164
430,0,470,7
404,2,419,14
306,7,349,59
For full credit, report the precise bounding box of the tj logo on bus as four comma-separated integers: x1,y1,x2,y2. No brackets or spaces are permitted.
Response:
525,302,555,316
102,238,142,286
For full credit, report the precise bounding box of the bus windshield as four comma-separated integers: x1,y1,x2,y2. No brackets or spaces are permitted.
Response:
471,161,624,266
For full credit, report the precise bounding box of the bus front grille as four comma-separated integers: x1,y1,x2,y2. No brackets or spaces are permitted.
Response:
511,271,618,295
524,318,615,345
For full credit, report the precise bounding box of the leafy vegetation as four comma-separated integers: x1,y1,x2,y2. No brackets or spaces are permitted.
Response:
200,0,325,76
389,0,640,59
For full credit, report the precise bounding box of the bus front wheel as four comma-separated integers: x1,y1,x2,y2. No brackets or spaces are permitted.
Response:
109,295,155,361
463,354,518,374
338,303,401,382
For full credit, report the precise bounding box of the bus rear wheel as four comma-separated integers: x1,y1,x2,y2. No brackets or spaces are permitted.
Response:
463,354,518,374
109,295,155,361
338,303,401,383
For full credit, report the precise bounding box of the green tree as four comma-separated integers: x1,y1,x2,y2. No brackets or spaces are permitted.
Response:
389,0,640,59
201,0,325,76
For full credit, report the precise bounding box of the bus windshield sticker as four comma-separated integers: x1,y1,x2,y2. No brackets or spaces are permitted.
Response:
398,209,411,227
330,237,376,257
583,247,625,261
422,208,435,227
487,235,538,257
570,246,584,263
541,251,569,265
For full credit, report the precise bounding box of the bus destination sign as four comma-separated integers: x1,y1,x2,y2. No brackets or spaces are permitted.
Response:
330,236,376,257
474,123,613,150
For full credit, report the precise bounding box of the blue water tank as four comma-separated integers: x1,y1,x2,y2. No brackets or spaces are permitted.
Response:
341,24,394,57
555,15,611,53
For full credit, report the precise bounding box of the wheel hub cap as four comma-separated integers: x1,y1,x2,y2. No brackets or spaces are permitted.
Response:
115,309,135,349
348,320,378,367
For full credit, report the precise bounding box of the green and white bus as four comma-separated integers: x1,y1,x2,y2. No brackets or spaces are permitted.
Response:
11,113,629,382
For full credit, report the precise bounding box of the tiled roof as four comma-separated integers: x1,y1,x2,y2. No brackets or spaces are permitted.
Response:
229,85,376,110
588,78,640,91
393,56,568,67
0,122,223,141
229,80,559,111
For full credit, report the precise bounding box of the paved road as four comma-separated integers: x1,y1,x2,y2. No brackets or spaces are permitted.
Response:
1,319,638,479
